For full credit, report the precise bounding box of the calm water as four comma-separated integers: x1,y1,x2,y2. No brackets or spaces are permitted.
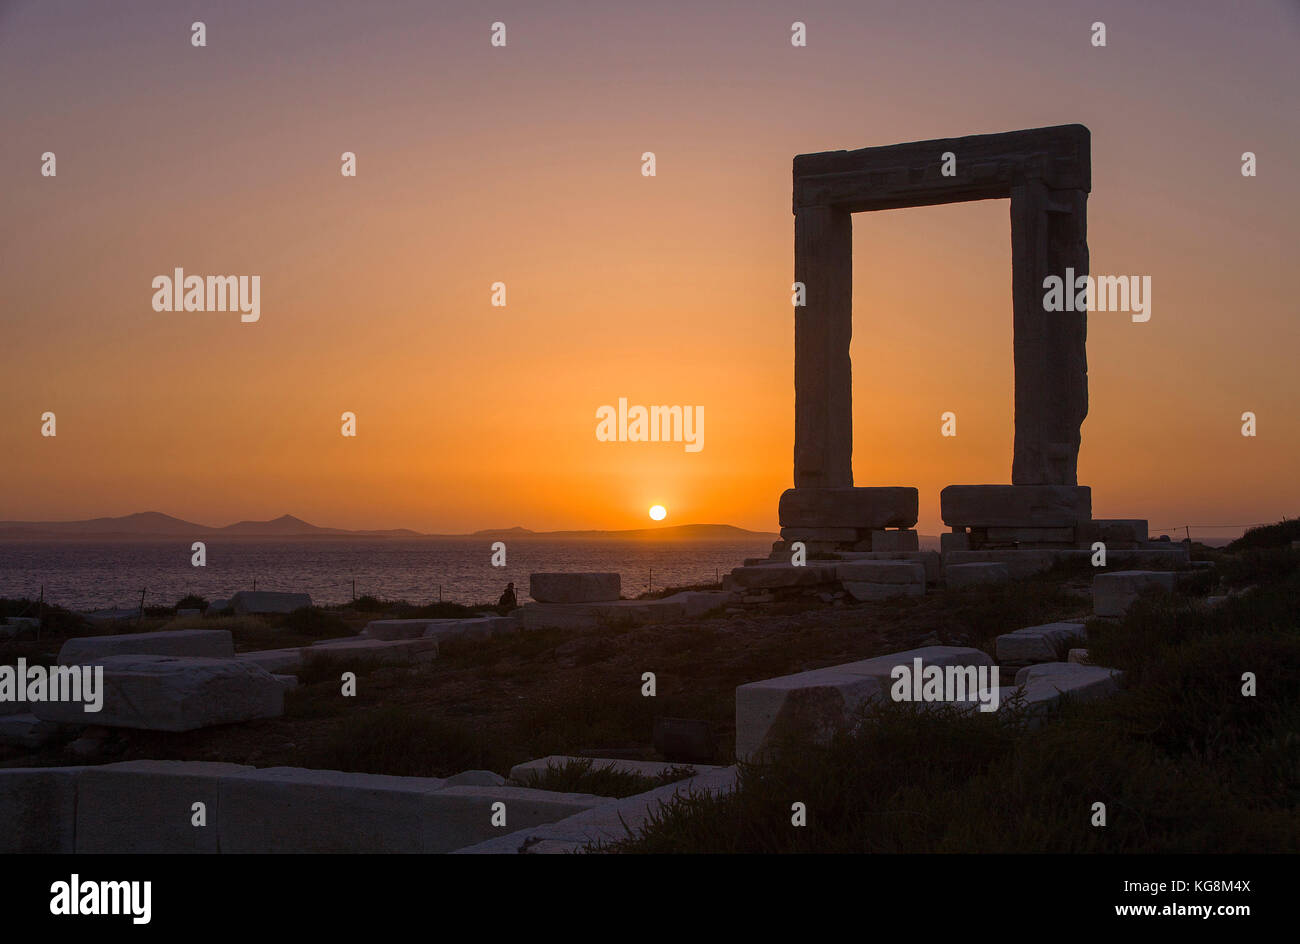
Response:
0,540,772,611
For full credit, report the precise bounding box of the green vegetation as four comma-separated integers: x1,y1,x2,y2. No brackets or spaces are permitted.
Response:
0,597,88,636
512,757,697,798
1226,517,1300,552
605,549,1300,853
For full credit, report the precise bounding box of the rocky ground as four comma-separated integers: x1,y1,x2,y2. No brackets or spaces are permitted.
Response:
1,565,1095,777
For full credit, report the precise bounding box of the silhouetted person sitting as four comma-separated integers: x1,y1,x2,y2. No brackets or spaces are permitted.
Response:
497,582,517,614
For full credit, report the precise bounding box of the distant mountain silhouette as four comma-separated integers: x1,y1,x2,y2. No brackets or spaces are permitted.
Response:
0,512,778,542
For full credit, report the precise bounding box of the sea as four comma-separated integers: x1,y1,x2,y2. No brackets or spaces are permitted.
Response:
0,539,775,612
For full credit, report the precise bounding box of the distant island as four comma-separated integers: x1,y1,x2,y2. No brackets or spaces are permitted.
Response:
0,512,781,543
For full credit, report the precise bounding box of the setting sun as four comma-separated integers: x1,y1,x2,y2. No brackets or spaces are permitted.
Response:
648,505,667,521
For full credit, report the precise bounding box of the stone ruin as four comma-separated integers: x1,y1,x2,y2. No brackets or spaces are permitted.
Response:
776,124,1170,564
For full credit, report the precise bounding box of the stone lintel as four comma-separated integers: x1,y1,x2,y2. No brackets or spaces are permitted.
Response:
793,124,1090,212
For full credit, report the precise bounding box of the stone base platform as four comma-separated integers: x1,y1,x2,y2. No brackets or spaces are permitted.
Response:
941,484,1091,530
942,546,1188,578
779,487,918,529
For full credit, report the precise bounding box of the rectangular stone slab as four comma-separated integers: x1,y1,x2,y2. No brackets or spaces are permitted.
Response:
835,560,926,584
842,581,924,602
729,564,839,589
0,712,64,749
234,647,304,673
76,760,254,853
0,766,85,853
1081,519,1150,545
32,655,284,731
306,637,439,663
835,550,942,584
940,485,1091,527
1013,662,1124,705
736,646,993,761
453,767,739,854
779,487,918,529
58,629,235,665
529,573,620,603
361,619,437,640
420,616,519,641
996,622,1086,663
218,770,607,853
1093,570,1178,617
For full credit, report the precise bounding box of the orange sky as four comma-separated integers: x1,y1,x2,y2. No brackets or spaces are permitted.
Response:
1,0,1296,537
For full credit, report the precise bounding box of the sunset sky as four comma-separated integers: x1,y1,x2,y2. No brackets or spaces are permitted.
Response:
2,0,1296,537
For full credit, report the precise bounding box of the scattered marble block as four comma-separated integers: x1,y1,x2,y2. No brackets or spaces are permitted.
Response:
945,562,1011,587
835,551,942,584
0,766,85,853
995,622,1085,663
940,485,1091,528
32,655,284,732
869,529,920,551
1067,648,1091,664
206,599,230,614
229,591,312,615
444,769,507,787
729,564,839,589
837,560,926,601
778,486,918,529
453,766,738,854
529,573,620,603
0,712,67,749
941,549,1067,577
307,637,439,664
363,619,438,640
234,647,305,673
420,616,519,641
1012,663,1125,713
1093,570,1178,617
219,769,607,853
842,581,924,601
58,629,235,665
1081,519,1149,547
735,646,993,761
76,760,253,853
